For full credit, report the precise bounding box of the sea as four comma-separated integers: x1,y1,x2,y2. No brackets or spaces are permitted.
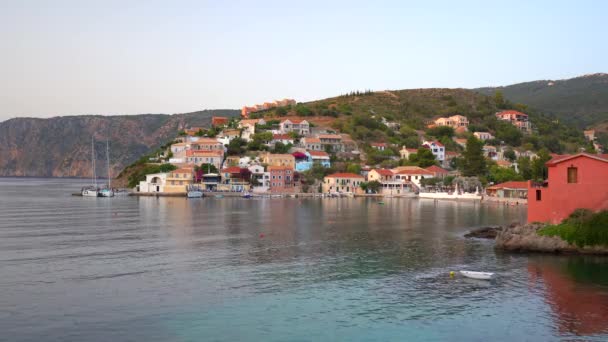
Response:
1,177,607,341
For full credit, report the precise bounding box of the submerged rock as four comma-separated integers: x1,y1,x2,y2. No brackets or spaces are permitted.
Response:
495,223,608,255
465,226,502,239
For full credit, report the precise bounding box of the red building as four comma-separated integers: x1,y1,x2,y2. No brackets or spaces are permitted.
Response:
211,116,229,127
528,153,608,224
268,166,299,193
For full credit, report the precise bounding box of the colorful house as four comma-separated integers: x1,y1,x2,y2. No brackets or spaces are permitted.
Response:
322,173,365,194
496,110,531,133
309,151,331,168
211,116,230,127
486,181,528,199
268,166,299,193
528,153,608,224
219,166,250,192
185,150,223,171
164,168,194,193
279,119,310,135
261,153,296,168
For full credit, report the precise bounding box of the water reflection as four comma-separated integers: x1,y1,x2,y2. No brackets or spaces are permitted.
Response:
529,256,608,336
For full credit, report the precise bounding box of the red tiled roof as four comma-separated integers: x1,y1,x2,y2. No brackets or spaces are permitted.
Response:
425,165,448,174
372,169,394,176
268,165,293,171
273,134,293,140
308,151,329,157
397,169,434,175
221,166,242,173
487,181,528,190
318,134,342,140
371,142,387,147
325,172,364,179
496,110,528,117
546,153,608,166
282,118,307,124
186,150,223,157
304,137,321,143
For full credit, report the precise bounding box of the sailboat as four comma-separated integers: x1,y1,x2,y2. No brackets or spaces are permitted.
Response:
81,137,99,197
99,140,114,197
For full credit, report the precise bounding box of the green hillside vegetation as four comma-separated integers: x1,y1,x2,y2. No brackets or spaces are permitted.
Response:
257,88,589,155
475,73,608,129
539,209,608,247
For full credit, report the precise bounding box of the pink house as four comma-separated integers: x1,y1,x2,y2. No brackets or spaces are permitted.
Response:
528,153,608,224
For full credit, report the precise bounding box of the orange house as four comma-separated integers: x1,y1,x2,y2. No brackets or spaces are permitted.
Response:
528,153,608,224
211,116,229,127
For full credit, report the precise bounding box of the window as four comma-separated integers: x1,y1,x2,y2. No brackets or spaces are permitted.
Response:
536,189,542,201
567,167,578,183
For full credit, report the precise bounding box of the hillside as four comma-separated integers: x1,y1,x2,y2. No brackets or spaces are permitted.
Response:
0,110,239,177
256,88,587,154
475,73,608,129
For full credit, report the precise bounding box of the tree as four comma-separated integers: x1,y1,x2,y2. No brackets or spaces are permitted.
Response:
346,163,361,174
195,163,218,174
360,180,381,193
272,142,291,154
503,149,516,162
495,121,523,146
494,91,505,109
517,156,532,180
227,137,246,156
460,136,487,177
488,165,523,184
275,107,288,116
426,126,455,140
531,149,551,181
409,148,436,167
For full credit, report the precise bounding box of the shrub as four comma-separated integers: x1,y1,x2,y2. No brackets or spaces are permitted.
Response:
538,209,608,247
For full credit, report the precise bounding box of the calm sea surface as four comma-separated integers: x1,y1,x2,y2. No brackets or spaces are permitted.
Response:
1,178,608,341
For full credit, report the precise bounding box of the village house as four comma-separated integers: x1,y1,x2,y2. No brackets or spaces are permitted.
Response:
248,165,269,193
302,137,322,151
425,165,449,178
217,129,241,146
496,160,514,169
486,181,528,199
136,173,167,193
239,118,266,142
528,153,608,224
170,142,190,160
191,138,225,153
322,173,365,194
371,142,387,151
422,141,445,164
473,132,494,141
483,145,498,160
261,153,296,168
211,116,230,127
584,129,596,141
367,169,408,195
279,119,310,135
496,110,531,133
392,166,434,188
318,134,344,152
271,134,295,146
309,151,331,168
399,146,418,160
293,151,312,172
219,166,250,192
185,150,223,171
241,99,296,118
164,168,194,193
453,138,468,149
268,166,299,193
431,115,469,130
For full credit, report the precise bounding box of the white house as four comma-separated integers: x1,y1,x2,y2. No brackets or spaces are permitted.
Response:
473,132,494,141
137,173,167,193
248,165,270,193
279,119,310,135
422,141,445,163
271,134,295,146
239,119,266,142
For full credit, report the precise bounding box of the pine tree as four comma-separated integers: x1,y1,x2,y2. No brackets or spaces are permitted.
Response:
461,136,487,177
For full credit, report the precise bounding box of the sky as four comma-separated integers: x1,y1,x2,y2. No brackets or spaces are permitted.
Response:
1,0,607,120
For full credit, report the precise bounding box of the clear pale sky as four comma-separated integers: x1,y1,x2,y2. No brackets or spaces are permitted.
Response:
1,0,606,120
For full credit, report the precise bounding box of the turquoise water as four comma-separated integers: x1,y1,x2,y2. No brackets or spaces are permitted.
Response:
1,178,607,341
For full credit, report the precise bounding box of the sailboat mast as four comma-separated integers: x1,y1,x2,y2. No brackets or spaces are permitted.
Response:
92,137,97,188
106,139,111,189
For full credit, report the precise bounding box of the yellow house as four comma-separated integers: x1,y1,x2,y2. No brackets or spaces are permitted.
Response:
261,153,295,168
164,168,194,193
322,173,365,194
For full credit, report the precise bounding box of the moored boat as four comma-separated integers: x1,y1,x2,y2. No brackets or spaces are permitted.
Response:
459,270,494,280
81,186,99,197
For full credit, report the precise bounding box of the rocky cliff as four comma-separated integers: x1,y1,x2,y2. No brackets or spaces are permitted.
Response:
0,110,239,178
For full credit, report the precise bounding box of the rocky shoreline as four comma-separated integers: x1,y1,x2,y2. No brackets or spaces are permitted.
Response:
466,223,608,255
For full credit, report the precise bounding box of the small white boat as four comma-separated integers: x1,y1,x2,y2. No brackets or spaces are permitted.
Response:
81,187,99,197
459,270,494,280
187,190,203,198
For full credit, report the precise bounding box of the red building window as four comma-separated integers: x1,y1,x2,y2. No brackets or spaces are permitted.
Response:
536,189,542,201
567,167,578,183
